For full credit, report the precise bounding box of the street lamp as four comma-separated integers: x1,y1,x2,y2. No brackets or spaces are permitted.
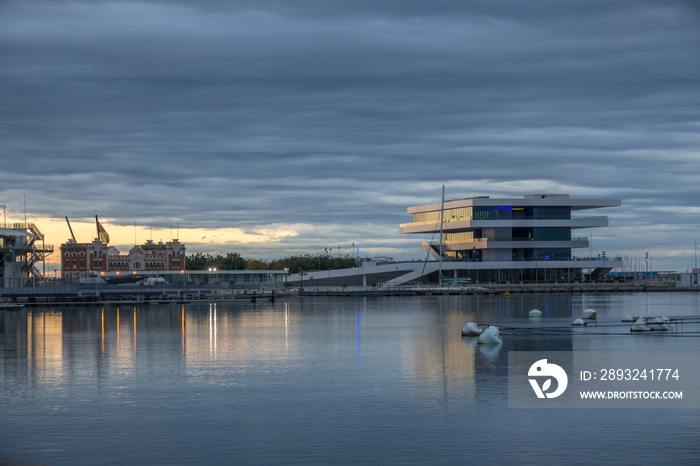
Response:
534,251,538,284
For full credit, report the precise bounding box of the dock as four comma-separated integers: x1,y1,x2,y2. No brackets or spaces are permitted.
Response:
0,285,279,306
0,281,694,307
298,282,692,297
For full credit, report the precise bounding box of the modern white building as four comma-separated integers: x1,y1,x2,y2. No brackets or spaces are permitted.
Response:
399,193,622,283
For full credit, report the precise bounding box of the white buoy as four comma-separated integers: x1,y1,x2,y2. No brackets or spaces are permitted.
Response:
648,317,671,331
478,326,502,345
582,308,597,320
630,317,651,332
621,314,635,322
571,318,585,326
529,309,542,318
462,322,483,336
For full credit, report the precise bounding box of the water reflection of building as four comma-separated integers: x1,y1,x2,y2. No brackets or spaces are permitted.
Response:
404,311,478,405
401,295,576,407
0,310,63,386
0,304,299,390
183,303,300,368
1,308,189,388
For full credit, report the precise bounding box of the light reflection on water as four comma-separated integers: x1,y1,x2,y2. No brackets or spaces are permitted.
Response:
1,293,699,465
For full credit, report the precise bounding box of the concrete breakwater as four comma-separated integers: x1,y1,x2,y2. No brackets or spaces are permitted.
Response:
298,282,695,297
0,285,279,306
0,282,695,307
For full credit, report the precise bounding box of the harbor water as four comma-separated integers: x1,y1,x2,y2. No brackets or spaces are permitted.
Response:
1,293,699,465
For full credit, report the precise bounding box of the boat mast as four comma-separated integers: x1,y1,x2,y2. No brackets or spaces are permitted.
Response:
439,185,444,285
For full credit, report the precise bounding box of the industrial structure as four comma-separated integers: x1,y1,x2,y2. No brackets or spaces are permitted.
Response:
57,217,288,287
60,216,186,280
0,205,54,287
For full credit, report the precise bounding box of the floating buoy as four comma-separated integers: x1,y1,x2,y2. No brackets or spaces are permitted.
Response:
621,314,635,322
648,317,671,331
529,309,542,318
478,326,502,345
571,318,585,326
462,322,483,336
582,308,597,320
630,317,651,332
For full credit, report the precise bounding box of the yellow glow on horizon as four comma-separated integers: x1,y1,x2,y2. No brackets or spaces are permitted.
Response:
15,213,309,267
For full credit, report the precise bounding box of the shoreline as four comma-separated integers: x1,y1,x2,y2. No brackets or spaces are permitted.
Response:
1,282,698,308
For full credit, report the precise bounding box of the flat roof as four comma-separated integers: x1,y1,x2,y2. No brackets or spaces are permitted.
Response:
120,270,288,275
408,195,621,214
0,227,39,238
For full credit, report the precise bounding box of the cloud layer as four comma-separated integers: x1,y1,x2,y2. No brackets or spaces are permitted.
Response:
2,1,699,270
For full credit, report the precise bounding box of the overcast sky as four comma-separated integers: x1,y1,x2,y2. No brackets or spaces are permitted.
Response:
2,0,699,271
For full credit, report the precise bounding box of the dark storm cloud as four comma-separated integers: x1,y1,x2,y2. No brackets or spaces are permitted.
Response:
1,0,699,268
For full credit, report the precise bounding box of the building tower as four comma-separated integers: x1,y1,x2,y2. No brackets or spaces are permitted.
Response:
400,193,621,283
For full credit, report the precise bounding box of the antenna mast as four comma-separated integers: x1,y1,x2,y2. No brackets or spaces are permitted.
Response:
439,185,445,285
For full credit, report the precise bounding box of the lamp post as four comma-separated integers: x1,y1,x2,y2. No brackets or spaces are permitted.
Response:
534,252,538,284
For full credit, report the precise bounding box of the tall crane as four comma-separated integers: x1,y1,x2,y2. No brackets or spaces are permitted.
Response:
65,216,77,241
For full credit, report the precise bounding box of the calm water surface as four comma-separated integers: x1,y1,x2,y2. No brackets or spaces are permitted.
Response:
1,293,699,465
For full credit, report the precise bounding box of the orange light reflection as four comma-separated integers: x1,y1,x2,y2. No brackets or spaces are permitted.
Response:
117,308,120,352
133,307,137,354
101,308,105,353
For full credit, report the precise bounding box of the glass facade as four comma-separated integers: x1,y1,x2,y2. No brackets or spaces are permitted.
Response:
412,205,573,223
512,227,571,241
458,267,584,284
183,272,285,285
412,205,575,225
402,195,620,285
533,207,571,219
473,206,571,221
444,231,476,244
412,206,473,225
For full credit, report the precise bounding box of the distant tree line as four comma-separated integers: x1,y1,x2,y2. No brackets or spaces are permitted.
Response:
186,252,247,271
185,253,357,273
